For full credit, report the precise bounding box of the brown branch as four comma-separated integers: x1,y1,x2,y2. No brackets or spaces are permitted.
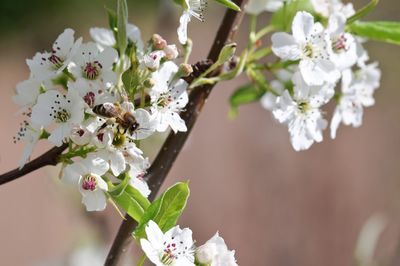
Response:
104,1,247,265
0,144,68,186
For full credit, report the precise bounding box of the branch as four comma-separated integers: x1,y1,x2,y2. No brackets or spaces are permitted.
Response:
0,144,68,186
104,1,247,265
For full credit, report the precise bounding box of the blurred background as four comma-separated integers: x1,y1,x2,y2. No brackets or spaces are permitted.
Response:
0,0,400,265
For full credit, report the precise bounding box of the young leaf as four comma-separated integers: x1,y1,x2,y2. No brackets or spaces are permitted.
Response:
346,0,379,25
189,43,237,88
229,83,264,118
105,6,117,33
108,173,131,197
117,0,128,55
271,0,314,32
133,182,190,239
173,0,189,9
348,21,400,45
214,0,241,12
111,185,151,222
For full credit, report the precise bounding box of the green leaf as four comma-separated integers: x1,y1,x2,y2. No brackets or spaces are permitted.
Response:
117,0,128,55
133,182,190,239
173,0,189,9
229,83,264,118
348,21,400,45
271,0,314,32
122,67,140,95
214,0,241,12
347,0,379,25
108,173,131,197
111,185,151,222
105,6,117,33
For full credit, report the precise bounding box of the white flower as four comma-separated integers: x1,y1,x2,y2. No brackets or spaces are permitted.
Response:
196,232,238,266
90,23,144,53
140,220,195,266
68,78,117,109
260,68,293,111
13,78,43,109
70,118,100,146
143,50,166,70
273,72,333,151
93,123,149,177
14,122,42,169
31,90,85,146
330,64,381,138
69,42,118,87
121,102,156,140
271,11,340,86
327,13,357,70
245,0,286,15
63,156,110,211
310,0,355,18
27,29,82,82
177,0,207,44
128,157,151,198
150,62,188,133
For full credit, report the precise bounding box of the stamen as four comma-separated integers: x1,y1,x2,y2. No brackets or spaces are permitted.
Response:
83,61,102,80
82,175,97,191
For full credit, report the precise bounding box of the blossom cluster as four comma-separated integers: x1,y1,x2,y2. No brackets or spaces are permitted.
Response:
247,0,381,151
13,24,192,211
140,220,238,266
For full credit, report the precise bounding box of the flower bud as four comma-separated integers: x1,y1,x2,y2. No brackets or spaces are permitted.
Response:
152,34,167,50
216,43,237,65
143,78,155,88
178,63,193,77
143,50,166,70
164,44,179,60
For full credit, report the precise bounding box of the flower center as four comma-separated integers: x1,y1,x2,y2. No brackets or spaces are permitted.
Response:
83,91,96,107
161,243,178,265
303,43,314,58
54,109,71,123
83,61,102,80
332,34,348,53
157,93,173,108
77,129,85,137
112,133,126,147
298,102,310,113
82,175,97,191
48,53,64,69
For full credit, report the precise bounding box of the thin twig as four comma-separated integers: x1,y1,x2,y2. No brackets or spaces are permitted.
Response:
104,1,247,265
0,144,68,186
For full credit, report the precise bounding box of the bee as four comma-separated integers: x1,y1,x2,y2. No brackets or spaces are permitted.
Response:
93,102,139,135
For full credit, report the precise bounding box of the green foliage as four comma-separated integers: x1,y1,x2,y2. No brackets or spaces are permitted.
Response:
189,43,238,88
133,182,190,239
110,185,151,222
173,0,189,9
347,0,379,25
214,0,241,12
348,21,400,45
117,0,129,55
271,0,314,32
229,83,264,118
108,173,131,197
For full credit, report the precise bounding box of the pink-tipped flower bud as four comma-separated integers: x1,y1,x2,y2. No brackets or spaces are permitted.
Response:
152,34,167,50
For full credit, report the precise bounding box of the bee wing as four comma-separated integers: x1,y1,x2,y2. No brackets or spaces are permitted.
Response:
93,102,121,118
